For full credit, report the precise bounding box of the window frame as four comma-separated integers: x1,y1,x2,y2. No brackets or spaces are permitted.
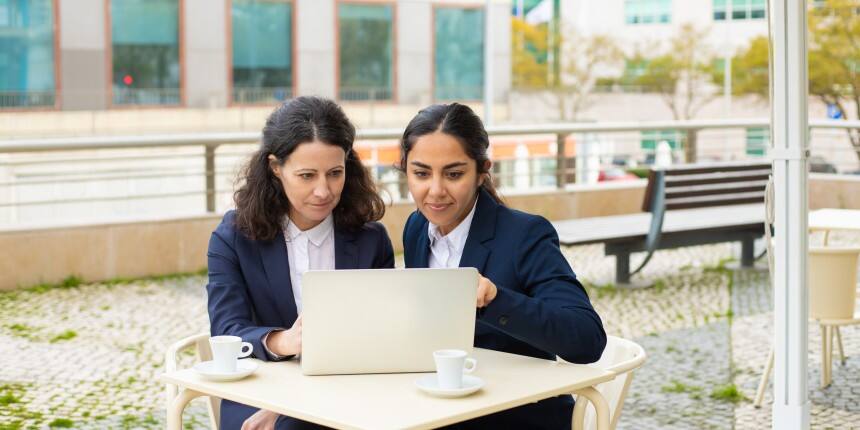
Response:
226,0,297,107
334,0,398,104
104,0,186,109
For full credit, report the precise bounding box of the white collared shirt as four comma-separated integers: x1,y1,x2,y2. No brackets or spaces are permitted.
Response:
428,198,478,269
283,214,335,314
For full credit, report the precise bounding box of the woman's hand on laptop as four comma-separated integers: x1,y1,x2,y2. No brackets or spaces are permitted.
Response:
241,409,279,430
266,315,302,357
477,275,497,308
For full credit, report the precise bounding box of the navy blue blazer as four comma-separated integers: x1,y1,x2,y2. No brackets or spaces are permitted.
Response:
207,210,394,430
403,188,607,430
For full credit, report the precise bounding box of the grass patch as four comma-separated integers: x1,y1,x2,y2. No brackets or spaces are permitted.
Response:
48,418,74,428
49,330,77,343
660,379,702,394
710,383,746,403
0,392,21,406
26,276,84,294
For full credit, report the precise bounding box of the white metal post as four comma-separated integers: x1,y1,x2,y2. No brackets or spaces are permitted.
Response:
769,0,810,428
723,0,733,117
483,0,494,126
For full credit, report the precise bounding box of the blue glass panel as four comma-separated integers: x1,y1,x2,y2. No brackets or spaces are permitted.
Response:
435,7,483,100
338,4,393,101
231,0,293,103
0,0,55,107
111,0,180,105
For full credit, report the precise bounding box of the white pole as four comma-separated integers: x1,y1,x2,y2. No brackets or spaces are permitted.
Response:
769,0,810,428
484,0,494,126
723,0,733,118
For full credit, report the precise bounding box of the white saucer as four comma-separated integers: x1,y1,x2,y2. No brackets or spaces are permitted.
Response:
415,374,484,398
193,360,258,382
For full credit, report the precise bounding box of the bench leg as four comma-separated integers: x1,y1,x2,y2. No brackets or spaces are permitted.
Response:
616,252,631,285
741,236,755,267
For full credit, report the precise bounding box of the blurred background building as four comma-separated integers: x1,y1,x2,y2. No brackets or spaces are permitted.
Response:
1,0,858,227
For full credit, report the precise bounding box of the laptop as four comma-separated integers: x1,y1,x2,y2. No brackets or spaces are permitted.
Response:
300,268,478,375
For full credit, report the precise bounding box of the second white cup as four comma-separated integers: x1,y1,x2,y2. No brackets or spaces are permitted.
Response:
209,335,253,373
433,349,477,390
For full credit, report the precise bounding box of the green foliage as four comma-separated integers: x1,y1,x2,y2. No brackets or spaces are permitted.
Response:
661,379,703,394
710,383,746,403
628,23,718,119
49,330,78,343
48,419,74,428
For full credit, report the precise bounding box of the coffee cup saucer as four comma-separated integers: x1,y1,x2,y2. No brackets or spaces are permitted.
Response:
193,360,258,382
415,374,484,398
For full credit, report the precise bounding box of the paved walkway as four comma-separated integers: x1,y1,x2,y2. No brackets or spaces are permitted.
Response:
2,233,859,429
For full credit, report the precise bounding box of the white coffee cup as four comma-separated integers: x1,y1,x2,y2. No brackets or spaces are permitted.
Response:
209,335,253,373
433,349,477,390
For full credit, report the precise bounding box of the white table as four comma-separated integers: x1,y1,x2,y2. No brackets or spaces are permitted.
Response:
809,209,860,245
161,348,617,430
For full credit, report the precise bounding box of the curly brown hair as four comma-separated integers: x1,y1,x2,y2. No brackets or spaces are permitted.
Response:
234,96,385,241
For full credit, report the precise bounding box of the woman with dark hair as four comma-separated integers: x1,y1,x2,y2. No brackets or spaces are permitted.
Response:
400,103,606,429
207,96,393,430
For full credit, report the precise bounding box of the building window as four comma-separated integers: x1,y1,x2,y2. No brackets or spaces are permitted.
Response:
0,0,56,108
338,3,394,101
110,0,180,105
714,0,766,21
434,7,483,101
231,0,293,104
641,129,683,163
625,0,671,24
746,127,769,157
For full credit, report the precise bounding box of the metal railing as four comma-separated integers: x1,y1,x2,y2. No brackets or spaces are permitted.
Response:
232,87,294,104
0,91,56,109
0,118,858,225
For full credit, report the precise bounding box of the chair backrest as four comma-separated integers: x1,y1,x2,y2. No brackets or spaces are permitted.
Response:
809,247,860,321
565,336,647,430
165,333,220,430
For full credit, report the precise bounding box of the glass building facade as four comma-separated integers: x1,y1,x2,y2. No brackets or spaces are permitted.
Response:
434,7,483,100
110,0,181,105
0,0,55,108
625,0,671,24
231,0,293,104
713,0,766,21
338,3,394,101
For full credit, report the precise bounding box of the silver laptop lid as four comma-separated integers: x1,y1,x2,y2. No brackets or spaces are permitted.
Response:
300,268,478,375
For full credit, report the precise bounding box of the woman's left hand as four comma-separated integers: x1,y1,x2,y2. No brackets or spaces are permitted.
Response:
477,275,497,307
241,409,279,430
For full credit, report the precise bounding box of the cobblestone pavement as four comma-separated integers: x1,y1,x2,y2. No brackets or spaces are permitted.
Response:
2,233,859,429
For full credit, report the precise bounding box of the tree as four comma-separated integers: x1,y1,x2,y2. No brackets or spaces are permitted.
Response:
512,18,551,88
553,31,623,121
713,35,770,98
512,19,623,121
633,23,718,120
808,0,860,162
731,0,860,163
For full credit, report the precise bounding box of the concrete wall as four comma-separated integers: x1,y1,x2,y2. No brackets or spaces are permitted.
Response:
397,1,432,105
184,0,229,109
296,0,336,98
58,0,108,110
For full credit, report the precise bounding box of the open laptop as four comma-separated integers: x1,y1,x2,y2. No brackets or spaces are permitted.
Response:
300,268,478,375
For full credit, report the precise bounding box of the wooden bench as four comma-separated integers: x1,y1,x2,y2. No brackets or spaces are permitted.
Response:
552,161,770,285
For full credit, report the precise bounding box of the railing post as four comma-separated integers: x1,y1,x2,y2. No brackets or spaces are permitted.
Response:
205,145,218,213
685,128,699,163
556,133,567,188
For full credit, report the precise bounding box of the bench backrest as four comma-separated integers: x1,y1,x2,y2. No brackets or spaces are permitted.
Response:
626,161,771,278
642,161,771,213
